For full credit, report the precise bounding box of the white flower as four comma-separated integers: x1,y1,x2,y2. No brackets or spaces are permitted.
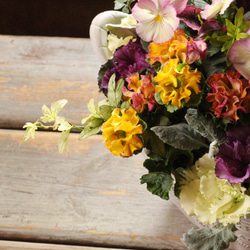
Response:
132,0,188,43
201,0,235,20
179,154,250,225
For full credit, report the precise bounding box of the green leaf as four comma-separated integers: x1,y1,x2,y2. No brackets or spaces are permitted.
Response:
87,99,96,114
108,74,124,107
143,129,165,158
143,158,166,173
166,104,180,113
79,124,102,140
151,123,208,150
106,24,136,39
182,224,237,250
98,105,114,121
141,172,173,200
59,129,70,154
189,0,211,9
81,114,101,125
120,101,131,109
225,19,235,34
154,92,164,105
114,0,126,10
235,7,244,28
166,147,193,170
185,109,226,144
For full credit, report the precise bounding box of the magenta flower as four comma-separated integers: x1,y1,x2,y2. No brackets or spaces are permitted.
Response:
186,39,207,64
114,39,153,78
178,5,203,31
228,38,250,81
132,0,188,43
215,124,250,184
100,39,153,95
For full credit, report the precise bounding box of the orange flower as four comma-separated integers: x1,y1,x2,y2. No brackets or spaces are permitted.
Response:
102,108,143,157
147,29,189,65
123,73,157,113
206,70,250,121
154,59,201,107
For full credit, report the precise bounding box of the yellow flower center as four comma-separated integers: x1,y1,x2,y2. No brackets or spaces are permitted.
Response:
155,14,162,22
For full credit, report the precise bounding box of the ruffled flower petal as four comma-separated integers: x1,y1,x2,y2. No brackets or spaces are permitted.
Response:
102,108,143,157
215,124,250,184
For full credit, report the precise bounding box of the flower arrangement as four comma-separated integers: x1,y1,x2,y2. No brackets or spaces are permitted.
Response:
24,0,250,249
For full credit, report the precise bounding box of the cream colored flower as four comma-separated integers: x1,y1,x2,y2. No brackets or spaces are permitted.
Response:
201,0,235,20
179,154,250,225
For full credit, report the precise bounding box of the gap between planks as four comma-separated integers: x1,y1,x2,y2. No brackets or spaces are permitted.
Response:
0,240,132,250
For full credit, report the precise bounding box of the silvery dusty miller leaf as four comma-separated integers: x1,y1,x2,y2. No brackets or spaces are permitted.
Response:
182,224,236,250
151,123,208,150
185,109,226,144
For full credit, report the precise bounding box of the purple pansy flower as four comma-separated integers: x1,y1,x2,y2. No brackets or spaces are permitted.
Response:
215,124,250,184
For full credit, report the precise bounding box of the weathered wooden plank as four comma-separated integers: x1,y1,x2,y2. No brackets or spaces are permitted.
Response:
0,35,103,129
0,240,129,250
0,129,192,249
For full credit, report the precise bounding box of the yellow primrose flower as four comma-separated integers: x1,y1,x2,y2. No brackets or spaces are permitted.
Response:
102,108,143,157
148,29,189,65
154,59,201,107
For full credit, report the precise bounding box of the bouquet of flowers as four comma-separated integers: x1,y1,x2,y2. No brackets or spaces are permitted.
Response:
24,0,250,249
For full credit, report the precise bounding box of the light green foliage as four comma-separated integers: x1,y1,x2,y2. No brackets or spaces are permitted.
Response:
59,129,71,154
211,8,250,55
23,122,38,142
40,99,68,127
23,99,74,154
79,99,105,140
107,73,124,107
79,74,126,140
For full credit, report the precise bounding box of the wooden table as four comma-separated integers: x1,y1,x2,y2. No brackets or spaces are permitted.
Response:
0,35,233,249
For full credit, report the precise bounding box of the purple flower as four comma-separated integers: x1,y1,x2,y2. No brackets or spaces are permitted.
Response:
113,39,153,78
101,67,120,95
215,124,250,183
99,39,153,95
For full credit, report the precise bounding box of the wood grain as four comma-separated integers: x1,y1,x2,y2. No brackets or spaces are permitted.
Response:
0,129,192,249
0,35,103,129
0,240,129,250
